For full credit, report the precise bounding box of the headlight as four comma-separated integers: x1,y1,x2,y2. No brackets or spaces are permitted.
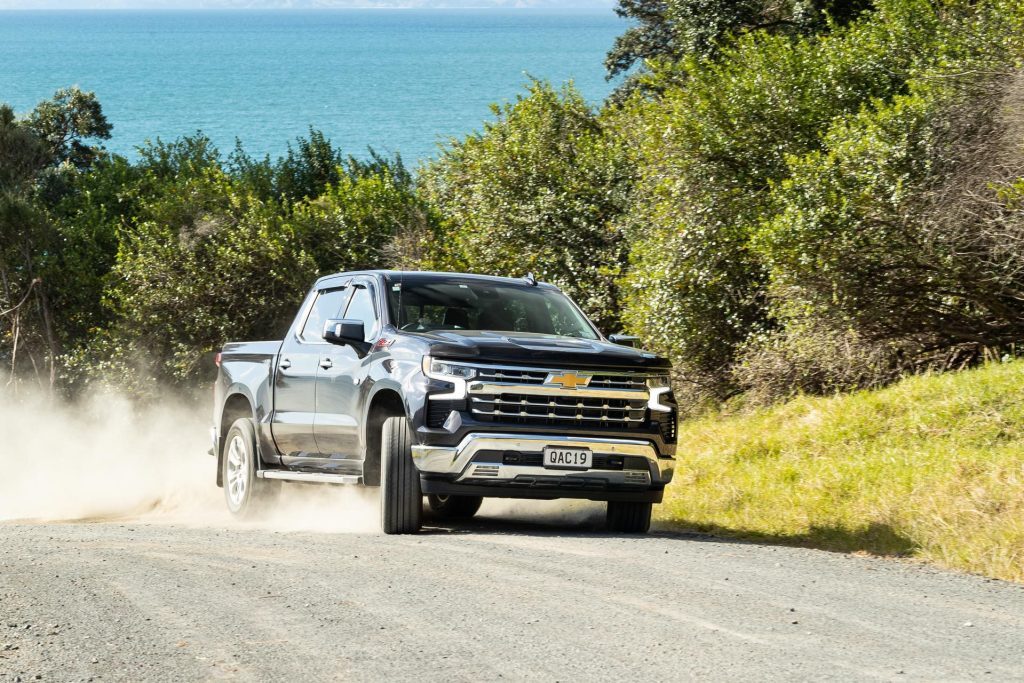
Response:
422,356,477,380
647,375,674,413
421,356,475,400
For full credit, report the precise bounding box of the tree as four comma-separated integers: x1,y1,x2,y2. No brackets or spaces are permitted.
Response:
419,81,633,333
0,89,112,391
605,0,873,96
27,86,112,169
615,0,947,399
64,133,430,392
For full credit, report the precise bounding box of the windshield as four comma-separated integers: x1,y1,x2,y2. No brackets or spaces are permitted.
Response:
387,279,599,340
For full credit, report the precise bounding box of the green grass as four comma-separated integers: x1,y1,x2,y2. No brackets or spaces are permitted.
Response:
656,361,1024,582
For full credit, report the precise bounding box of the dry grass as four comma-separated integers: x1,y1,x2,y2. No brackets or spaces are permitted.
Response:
657,360,1024,582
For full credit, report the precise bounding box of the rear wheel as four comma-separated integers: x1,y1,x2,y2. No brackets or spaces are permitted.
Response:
606,501,652,534
222,417,279,518
380,416,422,534
427,494,483,520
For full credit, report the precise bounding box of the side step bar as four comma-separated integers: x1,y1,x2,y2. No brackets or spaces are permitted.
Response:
257,471,361,485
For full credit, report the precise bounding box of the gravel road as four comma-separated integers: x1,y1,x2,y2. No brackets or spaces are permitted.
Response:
2,510,1023,682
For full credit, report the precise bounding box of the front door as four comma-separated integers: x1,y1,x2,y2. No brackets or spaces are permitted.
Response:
313,280,381,459
271,286,351,459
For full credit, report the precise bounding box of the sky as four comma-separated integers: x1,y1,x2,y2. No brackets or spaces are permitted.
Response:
0,0,616,9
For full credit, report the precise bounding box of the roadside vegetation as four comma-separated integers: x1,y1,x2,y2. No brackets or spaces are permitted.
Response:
658,359,1024,582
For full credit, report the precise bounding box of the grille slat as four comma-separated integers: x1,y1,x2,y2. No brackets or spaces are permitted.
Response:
475,368,547,384
587,374,648,390
471,392,648,429
473,367,657,390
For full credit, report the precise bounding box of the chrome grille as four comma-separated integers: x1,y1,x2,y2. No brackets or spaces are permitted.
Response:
474,367,547,384
588,374,649,390
471,393,647,428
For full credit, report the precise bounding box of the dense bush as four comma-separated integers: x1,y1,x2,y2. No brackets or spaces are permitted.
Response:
420,81,633,333
611,0,944,399
71,135,426,392
1,110,426,394
0,89,113,391
753,10,1024,398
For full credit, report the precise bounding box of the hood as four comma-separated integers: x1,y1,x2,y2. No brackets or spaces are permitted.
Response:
408,330,670,371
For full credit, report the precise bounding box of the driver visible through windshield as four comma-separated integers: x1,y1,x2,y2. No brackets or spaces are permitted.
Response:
386,278,599,340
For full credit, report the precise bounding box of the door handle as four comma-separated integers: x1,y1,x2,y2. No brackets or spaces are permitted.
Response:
279,358,292,370
320,358,333,370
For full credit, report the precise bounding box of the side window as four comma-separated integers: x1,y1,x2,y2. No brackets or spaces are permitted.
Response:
344,285,379,342
301,288,350,342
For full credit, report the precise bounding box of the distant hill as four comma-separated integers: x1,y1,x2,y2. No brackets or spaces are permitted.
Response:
0,0,616,9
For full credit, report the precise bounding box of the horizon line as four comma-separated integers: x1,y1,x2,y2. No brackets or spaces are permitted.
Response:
0,6,616,10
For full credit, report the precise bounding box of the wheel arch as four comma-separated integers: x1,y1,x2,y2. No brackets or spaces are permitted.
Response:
217,391,255,488
362,384,409,487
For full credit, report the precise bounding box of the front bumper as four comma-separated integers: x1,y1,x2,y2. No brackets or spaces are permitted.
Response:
412,432,674,502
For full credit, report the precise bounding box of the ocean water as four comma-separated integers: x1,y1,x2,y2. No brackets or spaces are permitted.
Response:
0,10,624,163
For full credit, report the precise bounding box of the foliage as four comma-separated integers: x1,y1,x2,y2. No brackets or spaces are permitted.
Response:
420,81,632,333
614,1,936,397
605,0,873,96
608,0,1024,400
56,133,428,392
658,359,1024,582
0,88,111,392
101,188,319,392
27,86,112,169
732,321,900,405
744,0,1024,401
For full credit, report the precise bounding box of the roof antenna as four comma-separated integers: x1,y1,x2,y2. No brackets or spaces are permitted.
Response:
523,272,537,286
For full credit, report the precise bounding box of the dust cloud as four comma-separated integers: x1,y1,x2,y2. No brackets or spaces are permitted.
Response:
0,388,378,532
478,498,605,528
0,388,602,533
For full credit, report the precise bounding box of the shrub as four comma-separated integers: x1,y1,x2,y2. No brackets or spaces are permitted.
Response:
419,81,633,333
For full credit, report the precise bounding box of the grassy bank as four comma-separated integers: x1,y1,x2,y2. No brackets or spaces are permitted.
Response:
656,361,1024,582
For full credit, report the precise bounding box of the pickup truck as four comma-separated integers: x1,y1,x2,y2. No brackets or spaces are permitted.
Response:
211,270,677,534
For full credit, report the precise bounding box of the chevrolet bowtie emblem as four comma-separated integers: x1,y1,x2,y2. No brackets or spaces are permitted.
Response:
546,372,591,389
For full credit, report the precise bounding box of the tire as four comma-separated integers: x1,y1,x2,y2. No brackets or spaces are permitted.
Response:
221,417,279,518
380,416,422,534
427,494,483,520
606,501,652,534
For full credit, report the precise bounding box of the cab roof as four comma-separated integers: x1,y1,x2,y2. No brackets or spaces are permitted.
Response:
314,270,557,290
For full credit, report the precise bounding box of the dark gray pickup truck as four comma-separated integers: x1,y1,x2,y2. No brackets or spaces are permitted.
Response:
212,271,677,534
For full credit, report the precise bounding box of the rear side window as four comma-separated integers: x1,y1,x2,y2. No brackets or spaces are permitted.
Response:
301,288,350,342
343,286,379,342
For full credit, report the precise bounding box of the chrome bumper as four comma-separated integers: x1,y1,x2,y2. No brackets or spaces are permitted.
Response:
411,432,674,487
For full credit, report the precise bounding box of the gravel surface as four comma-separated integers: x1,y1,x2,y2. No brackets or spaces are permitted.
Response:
2,513,1023,682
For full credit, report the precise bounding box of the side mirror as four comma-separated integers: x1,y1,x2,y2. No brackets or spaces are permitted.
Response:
323,319,370,357
608,333,640,348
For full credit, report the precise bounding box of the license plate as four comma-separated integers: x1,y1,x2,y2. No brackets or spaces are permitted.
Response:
543,446,592,470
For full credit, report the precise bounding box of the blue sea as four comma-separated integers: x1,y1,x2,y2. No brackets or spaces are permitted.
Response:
0,10,625,163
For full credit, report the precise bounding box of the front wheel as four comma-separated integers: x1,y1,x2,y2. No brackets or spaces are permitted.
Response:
427,494,483,520
380,416,422,534
606,501,652,534
222,417,279,518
